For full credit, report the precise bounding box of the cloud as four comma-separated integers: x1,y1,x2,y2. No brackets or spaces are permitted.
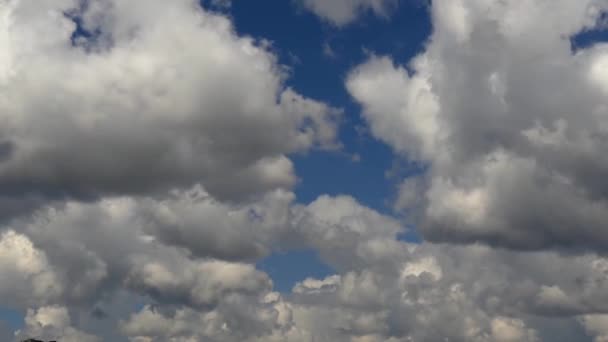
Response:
125,257,272,309
0,0,340,213
288,196,608,340
581,315,608,342
15,306,100,342
297,0,398,26
3,0,608,341
490,317,539,342
0,188,292,340
347,0,608,252
0,230,61,308
0,189,294,311
3,190,401,310
292,195,407,272
137,186,295,261
4,191,608,340
286,221,608,341
120,293,298,342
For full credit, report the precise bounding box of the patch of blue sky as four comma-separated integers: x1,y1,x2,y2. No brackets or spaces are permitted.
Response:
0,306,23,330
571,11,608,51
229,0,431,211
257,249,334,293
224,0,432,291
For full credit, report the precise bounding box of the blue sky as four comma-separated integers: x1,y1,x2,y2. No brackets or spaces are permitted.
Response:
223,0,431,292
228,0,430,211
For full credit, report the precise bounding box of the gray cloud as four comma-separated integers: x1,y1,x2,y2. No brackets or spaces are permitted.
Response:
282,195,608,340
347,0,608,252
0,230,62,309
3,0,608,341
581,314,608,342
0,0,340,209
4,192,607,341
0,191,288,341
137,187,295,262
14,306,100,342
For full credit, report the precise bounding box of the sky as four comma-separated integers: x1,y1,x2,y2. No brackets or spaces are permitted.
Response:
2,0,608,341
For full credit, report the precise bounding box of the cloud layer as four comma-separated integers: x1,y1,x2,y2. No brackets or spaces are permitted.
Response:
2,0,608,341
4,189,608,341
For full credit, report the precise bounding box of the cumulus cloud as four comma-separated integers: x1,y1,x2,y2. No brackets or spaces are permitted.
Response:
15,306,100,342
120,294,296,342
0,230,61,308
0,0,340,214
286,222,608,341
347,0,608,252
137,186,295,261
0,189,294,312
297,0,398,26
125,258,272,309
4,190,400,311
581,315,608,342
0,189,291,340
4,0,608,341
292,195,406,272
4,190,608,340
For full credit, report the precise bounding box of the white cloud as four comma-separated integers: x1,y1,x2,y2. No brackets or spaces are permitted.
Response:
348,0,608,251
491,317,538,342
138,186,295,261
346,55,441,161
0,0,340,210
15,306,100,342
5,191,608,340
0,230,61,308
3,0,608,341
120,293,295,342
125,258,272,308
3,186,296,310
292,195,407,272
581,315,608,342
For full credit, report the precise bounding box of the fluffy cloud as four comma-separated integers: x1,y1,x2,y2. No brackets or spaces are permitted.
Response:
4,190,400,311
120,294,296,342
0,189,290,340
138,186,294,262
287,221,608,341
125,258,272,309
581,315,608,342
14,306,100,342
0,189,293,311
5,190,608,341
347,0,608,252
490,317,539,342
4,0,608,341
0,0,340,216
291,195,406,272
0,230,61,308
297,0,398,26
289,195,608,341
